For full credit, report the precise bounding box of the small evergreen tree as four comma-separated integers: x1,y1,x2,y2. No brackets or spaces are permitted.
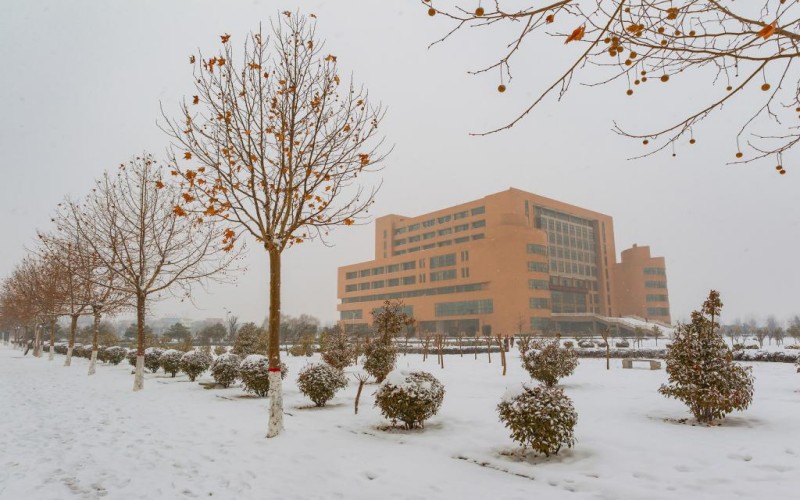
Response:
144,347,164,373
231,322,267,357
297,363,348,407
363,300,412,383
521,339,578,386
159,349,183,377
180,351,213,381
239,355,287,397
497,384,577,456
210,353,241,388
659,290,754,423
375,371,445,429
320,330,356,371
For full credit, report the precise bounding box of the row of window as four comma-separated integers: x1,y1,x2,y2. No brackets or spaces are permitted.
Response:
340,310,363,320
647,307,670,317
396,220,486,246
526,243,548,256
549,259,598,278
550,290,589,314
528,279,549,290
430,253,456,269
345,261,416,279
530,317,552,331
644,267,666,275
435,299,493,317
529,298,550,309
392,233,484,256
528,261,548,273
341,283,486,304
394,206,486,235
645,280,667,289
430,269,457,281
646,294,669,302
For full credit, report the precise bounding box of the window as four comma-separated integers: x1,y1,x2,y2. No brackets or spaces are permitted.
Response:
471,206,485,215
388,278,400,287
394,238,407,246
645,280,667,289
358,282,370,290
646,294,669,302
408,223,420,231
528,261,548,273
408,235,421,243
438,227,453,236
340,310,362,320
454,210,469,219
408,246,420,253
454,236,469,244
526,244,548,255
345,284,357,292
437,240,452,247
454,223,469,233
461,267,470,278
402,261,417,270
460,250,469,261
437,215,452,224
359,269,370,278
423,231,435,240
387,264,400,273
393,250,406,256
394,227,407,235
435,299,493,316
471,220,486,229
422,243,436,250
471,233,485,240
402,276,416,286
345,271,357,280
340,283,486,304
372,266,385,275
530,317,551,331
371,280,385,289
529,298,550,309
430,253,456,268
647,307,670,316
422,219,436,228
528,279,549,290
430,269,457,281
644,267,666,275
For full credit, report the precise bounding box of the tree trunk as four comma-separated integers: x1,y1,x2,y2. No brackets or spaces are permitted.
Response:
133,294,146,391
354,378,366,415
64,315,78,367
266,248,284,438
33,324,42,358
48,319,56,361
89,310,101,376
498,336,507,376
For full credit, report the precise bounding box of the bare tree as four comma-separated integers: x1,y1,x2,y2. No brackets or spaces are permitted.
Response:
421,1,799,172
754,327,769,349
599,327,611,370
66,154,237,391
161,13,388,437
226,313,239,342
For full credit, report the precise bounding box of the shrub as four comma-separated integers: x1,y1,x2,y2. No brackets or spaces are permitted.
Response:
159,349,183,377
659,291,754,423
615,341,630,348
210,353,242,388
144,347,164,373
126,349,138,367
562,341,574,349
363,336,397,383
104,346,126,365
239,355,287,396
497,384,578,456
521,339,579,386
374,371,445,429
577,340,595,348
297,363,348,407
214,345,228,356
290,334,316,357
516,336,533,356
180,351,213,381
320,331,356,371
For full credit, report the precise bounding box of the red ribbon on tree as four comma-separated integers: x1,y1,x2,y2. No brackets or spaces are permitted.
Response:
268,367,282,372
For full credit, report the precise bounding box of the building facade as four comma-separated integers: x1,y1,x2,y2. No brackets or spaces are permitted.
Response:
337,188,671,336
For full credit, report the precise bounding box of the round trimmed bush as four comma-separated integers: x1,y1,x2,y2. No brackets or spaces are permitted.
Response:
497,384,577,456
144,347,164,373
239,355,287,397
159,349,183,377
210,353,241,388
615,341,630,348
297,363,348,407
577,340,595,348
320,332,355,371
104,346,126,365
375,371,445,429
180,351,213,381
126,349,138,367
522,339,578,386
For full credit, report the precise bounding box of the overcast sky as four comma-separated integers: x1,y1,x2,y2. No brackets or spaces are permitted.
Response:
1,0,798,327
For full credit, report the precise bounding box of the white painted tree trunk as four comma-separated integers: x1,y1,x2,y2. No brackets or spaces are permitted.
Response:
88,349,98,375
133,355,145,391
48,346,55,361
33,328,42,358
266,371,284,438
64,347,73,367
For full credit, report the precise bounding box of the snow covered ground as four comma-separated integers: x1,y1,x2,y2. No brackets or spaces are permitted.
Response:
1,344,798,500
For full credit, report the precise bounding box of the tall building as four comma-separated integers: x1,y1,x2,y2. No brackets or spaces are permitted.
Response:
337,188,670,336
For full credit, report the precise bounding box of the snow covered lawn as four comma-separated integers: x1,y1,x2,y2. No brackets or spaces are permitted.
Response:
1,345,798,499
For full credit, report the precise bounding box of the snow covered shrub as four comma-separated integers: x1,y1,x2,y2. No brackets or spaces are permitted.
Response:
297,363,348,407
210,353,241,388
578,340,595,348
239,355,287,396
521,339,579,386
126,349,137,367
231,322,267,356
516,336,532,356
320,331,356,370
497,384,577,457
214,345,228,356
615,341,630,348
159,349,183,377
103,346,126,365
562,341,574,349
659,291,754,423
363,336,397,383
144,347,164,373
179,351,213,381
374,371,445,429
